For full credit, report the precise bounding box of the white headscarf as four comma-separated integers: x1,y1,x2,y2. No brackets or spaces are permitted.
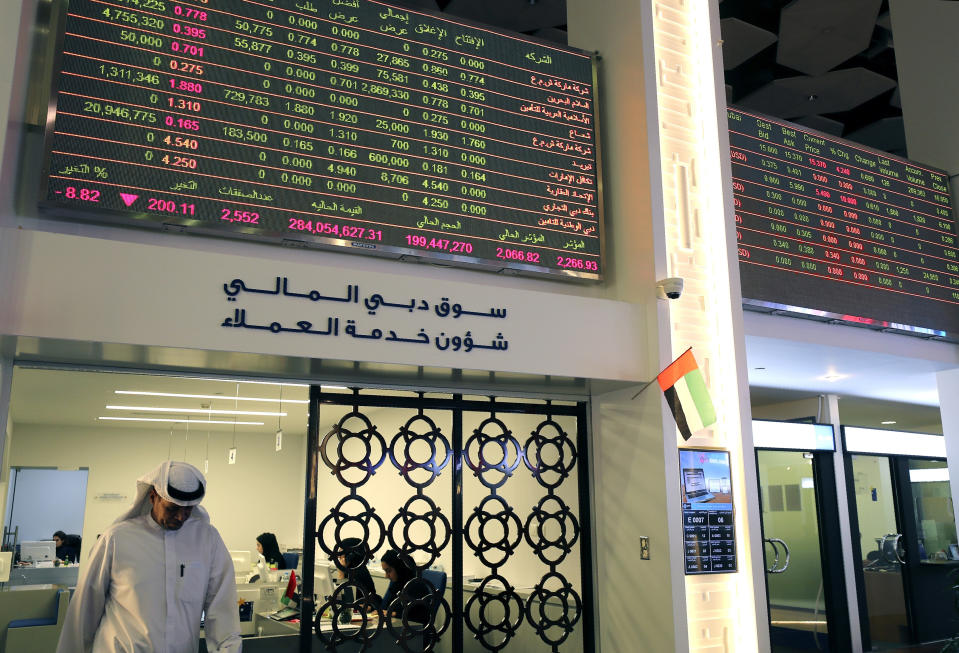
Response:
115,461,209,524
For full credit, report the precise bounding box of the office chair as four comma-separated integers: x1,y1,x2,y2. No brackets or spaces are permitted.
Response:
281,552,299,570
421,569,447,622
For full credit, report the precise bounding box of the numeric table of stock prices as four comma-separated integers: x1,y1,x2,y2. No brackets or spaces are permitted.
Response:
40,0,602,279
728,107,959,335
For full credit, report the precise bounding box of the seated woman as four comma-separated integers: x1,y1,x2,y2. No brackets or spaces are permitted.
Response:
333,537,379,608
256,532,287,570
380,549,429,624
53,531,82,563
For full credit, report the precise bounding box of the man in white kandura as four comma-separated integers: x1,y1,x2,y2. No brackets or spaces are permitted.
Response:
57,461,241,653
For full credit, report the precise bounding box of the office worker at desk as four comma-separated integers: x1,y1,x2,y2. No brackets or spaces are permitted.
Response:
380,550,428,624
333,537,378,605
53,531,82,563
255,532,287,570
56,461,241,653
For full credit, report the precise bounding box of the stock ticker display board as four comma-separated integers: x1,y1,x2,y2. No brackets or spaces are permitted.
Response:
40,0,602,280
729,107,959,338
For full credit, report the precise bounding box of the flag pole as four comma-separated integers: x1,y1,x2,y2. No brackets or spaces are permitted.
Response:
630,378,656,400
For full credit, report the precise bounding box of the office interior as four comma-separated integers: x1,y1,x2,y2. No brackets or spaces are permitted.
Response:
1,1,959,653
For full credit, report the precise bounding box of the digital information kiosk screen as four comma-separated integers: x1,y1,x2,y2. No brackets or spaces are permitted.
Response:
728,107,958,338
680,448,736,575
40,0,603,280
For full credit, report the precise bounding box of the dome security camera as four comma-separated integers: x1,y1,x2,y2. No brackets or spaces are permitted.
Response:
656,277,684,300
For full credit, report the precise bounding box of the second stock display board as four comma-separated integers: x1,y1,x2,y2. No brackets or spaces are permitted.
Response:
40,0,602,280
729,107,958,337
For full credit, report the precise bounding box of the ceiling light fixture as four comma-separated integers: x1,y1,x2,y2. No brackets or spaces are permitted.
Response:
99,417,264,425
115,390,308,404
881,420,897,425
105,405,287,417
820,373,846,382
182,377,308,388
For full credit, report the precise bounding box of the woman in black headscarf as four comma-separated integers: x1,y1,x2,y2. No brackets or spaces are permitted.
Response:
380,549,428,623
333,537,378,605
256,532,287,569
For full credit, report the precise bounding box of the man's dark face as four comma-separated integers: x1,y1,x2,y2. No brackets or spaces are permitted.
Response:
148,488,193,530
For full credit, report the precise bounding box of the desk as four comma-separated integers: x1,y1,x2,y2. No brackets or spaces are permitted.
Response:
5,565,79,588
198,614,406,653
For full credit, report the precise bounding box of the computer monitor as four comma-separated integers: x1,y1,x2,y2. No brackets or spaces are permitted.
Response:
314,566,335,602
681,468,714,503
230,550,252,573
0,551,12,582
20,540,56,563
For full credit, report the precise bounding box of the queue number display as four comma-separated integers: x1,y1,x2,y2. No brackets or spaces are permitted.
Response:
40,0,603,280
729,107,959,337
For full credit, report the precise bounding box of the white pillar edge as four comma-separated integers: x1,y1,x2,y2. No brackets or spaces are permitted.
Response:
823,393,863,653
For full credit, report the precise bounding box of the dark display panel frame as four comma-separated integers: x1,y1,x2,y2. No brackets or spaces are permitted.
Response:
38,0,605,281
729,107,958,340
680,447,737,575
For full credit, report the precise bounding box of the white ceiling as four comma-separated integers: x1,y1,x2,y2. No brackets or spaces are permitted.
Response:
8,369,311,436
744,311,957,432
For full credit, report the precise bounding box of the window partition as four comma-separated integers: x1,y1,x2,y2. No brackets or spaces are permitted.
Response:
306,388,592,653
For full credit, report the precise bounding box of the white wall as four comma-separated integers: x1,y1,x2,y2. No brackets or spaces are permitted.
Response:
589,386,679,653
6,468,87,541
7,422,307,560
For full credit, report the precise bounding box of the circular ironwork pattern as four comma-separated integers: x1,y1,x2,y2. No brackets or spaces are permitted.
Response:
525,571,582,648
463,416,522,490
387,495,451,569
317,495,386,562
314,583,382,649
524,495,580,566
384,577,451,653
388,413,452,489
524,419,577,489
320,410,388,488
463,574,525,652
464,495,523,569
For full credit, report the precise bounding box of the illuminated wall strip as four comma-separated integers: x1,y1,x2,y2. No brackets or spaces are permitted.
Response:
651,0,762,650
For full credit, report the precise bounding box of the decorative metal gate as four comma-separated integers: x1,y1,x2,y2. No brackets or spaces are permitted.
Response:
300,387,593,653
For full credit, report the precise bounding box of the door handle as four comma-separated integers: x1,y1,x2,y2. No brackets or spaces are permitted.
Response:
764,538,790,573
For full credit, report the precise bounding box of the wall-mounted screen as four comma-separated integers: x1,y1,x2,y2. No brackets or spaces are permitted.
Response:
728,107,958,338
680,448,736,575
39,0,603,280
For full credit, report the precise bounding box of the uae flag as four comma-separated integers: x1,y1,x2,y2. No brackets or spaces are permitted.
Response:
280,569,297,605
657,348,717,440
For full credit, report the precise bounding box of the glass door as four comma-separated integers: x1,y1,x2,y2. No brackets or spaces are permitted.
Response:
757,450,836,651
900,458,958,644
849,454,910,649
